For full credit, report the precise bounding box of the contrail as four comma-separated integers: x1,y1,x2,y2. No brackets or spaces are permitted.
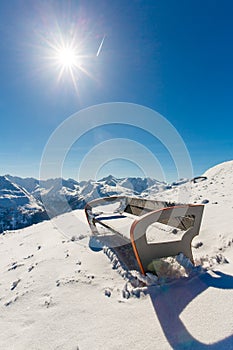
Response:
96,35,106,57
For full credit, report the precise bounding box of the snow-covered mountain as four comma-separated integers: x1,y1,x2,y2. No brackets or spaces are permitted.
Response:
77,175,167,204
1,174,167,232
0,176,46,232
0,160,232,349
0,176,38,208
2,161,233,234
8,174,165,202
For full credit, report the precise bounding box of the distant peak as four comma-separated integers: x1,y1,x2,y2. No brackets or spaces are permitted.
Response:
98,175,117,182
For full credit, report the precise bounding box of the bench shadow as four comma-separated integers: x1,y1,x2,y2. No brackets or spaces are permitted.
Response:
148,270,233,350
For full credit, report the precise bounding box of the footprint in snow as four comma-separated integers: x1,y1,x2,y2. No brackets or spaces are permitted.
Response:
104,289,112,297
28,265,34,272
11,279,20,291
8,262,24,271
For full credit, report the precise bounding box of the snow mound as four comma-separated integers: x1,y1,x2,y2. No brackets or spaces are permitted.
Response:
203,159,233,178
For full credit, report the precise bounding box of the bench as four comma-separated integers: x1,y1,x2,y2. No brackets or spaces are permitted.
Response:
85,196,204,275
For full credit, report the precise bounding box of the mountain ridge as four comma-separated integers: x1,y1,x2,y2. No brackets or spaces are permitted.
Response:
0,174,168,232
2,160,233,233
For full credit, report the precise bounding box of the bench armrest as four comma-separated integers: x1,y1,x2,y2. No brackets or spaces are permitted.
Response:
130,204,204,274
85,196,127,229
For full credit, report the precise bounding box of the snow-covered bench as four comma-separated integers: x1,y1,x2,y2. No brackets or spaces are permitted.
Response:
85,196,204,275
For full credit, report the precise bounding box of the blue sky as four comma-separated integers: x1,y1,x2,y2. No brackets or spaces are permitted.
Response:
0,0,232,181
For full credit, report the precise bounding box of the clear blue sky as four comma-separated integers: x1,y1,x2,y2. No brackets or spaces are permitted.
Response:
0,0,232,181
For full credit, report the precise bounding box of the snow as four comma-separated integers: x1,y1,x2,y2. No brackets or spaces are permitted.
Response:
0,161,233,349
0,176,40,209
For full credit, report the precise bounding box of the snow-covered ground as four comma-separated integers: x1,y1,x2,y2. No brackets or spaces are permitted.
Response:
0,161,233,349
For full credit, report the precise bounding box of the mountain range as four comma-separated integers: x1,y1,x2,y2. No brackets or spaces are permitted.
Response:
0,174,181,233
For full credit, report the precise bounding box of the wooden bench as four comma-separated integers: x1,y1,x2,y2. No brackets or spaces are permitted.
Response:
85,196,204,275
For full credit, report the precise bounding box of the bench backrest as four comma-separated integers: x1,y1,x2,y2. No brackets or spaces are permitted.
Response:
124,197,194,230
124,197,174,216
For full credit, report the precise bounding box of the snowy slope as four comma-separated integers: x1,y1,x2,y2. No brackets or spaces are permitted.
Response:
6,175,40,194
0,160,232,349
0,176,40,209
0,176,45,232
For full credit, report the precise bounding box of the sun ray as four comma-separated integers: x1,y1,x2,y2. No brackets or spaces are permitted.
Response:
76,64,96,82
69,66,79,95
57,64,66,82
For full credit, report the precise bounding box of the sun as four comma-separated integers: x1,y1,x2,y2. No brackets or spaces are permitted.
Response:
48,38,92,92
57,46,77,69
40,28,104,92
50,41,89,92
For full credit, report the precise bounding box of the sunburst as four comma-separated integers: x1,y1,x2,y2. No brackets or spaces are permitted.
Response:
51,40,89,92
41,32,93,93
38,24,105,93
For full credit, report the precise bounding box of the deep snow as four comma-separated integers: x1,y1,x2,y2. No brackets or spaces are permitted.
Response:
0,161,232,350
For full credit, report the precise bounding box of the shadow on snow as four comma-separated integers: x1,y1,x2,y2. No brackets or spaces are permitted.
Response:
149,271,233,350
